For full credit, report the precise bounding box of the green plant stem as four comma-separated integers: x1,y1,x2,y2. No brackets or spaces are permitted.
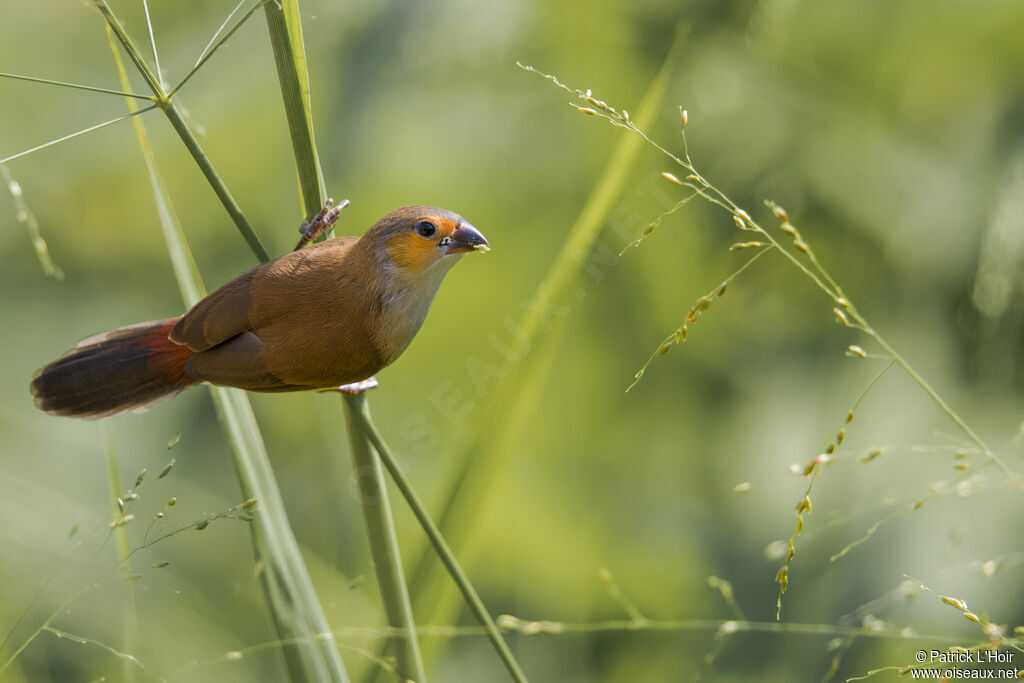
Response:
105,16,350,683
94,0,270,263
171,0,266,97
102,426,137,683
161,105,270,261
0,71,153,99
0,107,158,165
263,1,326,212
348,407,528,683
342,394,427,683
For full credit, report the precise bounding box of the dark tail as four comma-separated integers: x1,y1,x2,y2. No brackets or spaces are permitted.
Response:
31,318,197,419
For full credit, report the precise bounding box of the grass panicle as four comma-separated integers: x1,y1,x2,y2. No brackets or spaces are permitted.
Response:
519,64,1020,619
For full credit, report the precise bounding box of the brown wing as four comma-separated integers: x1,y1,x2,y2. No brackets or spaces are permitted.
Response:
173,237,368,391
170,237,359,352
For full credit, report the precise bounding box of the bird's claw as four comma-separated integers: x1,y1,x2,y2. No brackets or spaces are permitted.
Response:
335,377,379,395
294,198,351,251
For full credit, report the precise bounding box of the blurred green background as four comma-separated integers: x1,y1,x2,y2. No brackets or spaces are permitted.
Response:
3,0,1024,681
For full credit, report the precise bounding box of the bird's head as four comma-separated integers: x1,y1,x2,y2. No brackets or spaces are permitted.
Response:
360,206,489,286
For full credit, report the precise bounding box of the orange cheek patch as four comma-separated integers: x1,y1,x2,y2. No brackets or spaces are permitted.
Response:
387,232,438,274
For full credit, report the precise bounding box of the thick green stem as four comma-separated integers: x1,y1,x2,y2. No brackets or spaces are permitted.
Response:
263,2,326,215
348,408,528,683
342,394,427,682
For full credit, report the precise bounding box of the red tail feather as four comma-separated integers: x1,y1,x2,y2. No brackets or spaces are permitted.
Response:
31,318,197,419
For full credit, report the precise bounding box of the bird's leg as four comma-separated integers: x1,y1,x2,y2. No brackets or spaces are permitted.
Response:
294,198,351,251
335,376,379,395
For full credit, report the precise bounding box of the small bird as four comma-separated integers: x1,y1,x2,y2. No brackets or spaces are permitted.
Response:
31,205,489,418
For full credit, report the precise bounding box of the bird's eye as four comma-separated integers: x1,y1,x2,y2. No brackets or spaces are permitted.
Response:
415,221,437,238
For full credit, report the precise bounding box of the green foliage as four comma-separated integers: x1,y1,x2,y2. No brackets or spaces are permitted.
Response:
3,1,1024,681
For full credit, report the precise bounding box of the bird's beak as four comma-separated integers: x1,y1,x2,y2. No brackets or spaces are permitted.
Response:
445,223,489,255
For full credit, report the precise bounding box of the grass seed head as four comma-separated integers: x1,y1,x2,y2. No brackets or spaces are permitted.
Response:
941,596,967,610
167,497,177,506
680,107,688,129
158,459,175,479
110,514,135,529
662,171,682,185
776,566,789,592
729,241,766,251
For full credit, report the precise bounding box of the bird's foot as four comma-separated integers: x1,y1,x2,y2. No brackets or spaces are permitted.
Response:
335,377,379,395
294,198,351,251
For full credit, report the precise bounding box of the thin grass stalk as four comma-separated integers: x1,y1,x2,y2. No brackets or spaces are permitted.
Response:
347,408,528,683
342,395,427,682
407,26,689,661
93,0,270,262
261,3,427,678
105,21,350,683
101,425,137,683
